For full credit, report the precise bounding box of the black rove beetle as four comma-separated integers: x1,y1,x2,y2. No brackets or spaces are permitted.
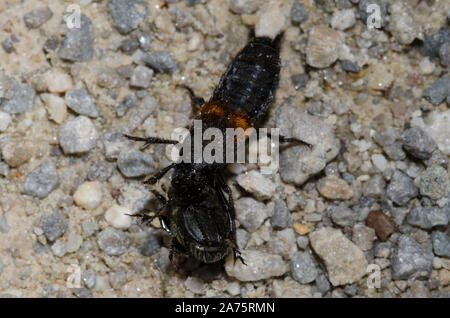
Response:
125,29,311,265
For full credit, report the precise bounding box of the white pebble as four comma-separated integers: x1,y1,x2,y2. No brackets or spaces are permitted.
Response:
0,111,12,132
40,93,67,124
44,70,73,93
104,204,132,230
372,154,388,172
236,170,276,200
73,181,103,210
188,33,202,51
331,9,356,31
255,0,285,39
419,57,435,75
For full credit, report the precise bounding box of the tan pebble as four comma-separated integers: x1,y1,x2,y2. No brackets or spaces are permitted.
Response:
241,14,258,26
439,269,450,286
306,26,342,68
2,140,34,168
367,63,394,90
317,175,354,200
44,70,73,93
40,93,67,124
293,223,309,235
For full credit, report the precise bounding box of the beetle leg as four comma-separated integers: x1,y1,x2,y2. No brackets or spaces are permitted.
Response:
143,163,177,185
169,238,186,269
128,202,168,227
265,132,313,149
217,173,235,218
226,238,246,266
176,84,205,112
215,174,245,265
150,189,167,205
123,134,178,150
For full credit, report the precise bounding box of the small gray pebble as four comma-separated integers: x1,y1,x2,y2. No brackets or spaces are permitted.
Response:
82,269,97,289
87,162,113,182
423,74,450,105
341,172,355,184
116,94,138,117
291,74,309,90
373,126,401,147
0,78,36,114
2,38,13,53
407,206,448,230
291,2,308,24
142,51,177,73
329,205,357,227
420,27,450,58
58,14,94,62
362,175,385,199
81,220,97,237
108,0,149,35
235,197,269,232
383,141,406,161
109,268,127,289
340,60,360,73
229,0,261,15
97,227,130,256
343,284,358,296
116,65,135,79
439,42,450,66
290,251,318,284
40,210,68,242
102,128,131,160
315,273,330,295
117,148,155,178
136,31,152,51
431,231,450,258
236,228,249,250
424,149,448,168
32,241,50,254
402,126,437,160
22,158,60,199
139,234,161,256
120,37,140,55
130,65,154,89
72,288,93,298
65,89,99,118
325,162,339,176
43,35,59,52
391,235,433,280
419,165,449,201
0,213,10,234
117,182,153,214
296,236,309,249
271,199,292,230
58,116,98,155
386,170,418,206
0,257,3,276
374,241,391,258
23,7,53,29
186,0,205,6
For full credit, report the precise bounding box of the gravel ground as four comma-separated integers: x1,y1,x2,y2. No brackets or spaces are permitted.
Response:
0,0,449,298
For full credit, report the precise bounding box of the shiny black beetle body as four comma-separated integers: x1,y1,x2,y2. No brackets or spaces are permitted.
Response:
126,30,294,264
